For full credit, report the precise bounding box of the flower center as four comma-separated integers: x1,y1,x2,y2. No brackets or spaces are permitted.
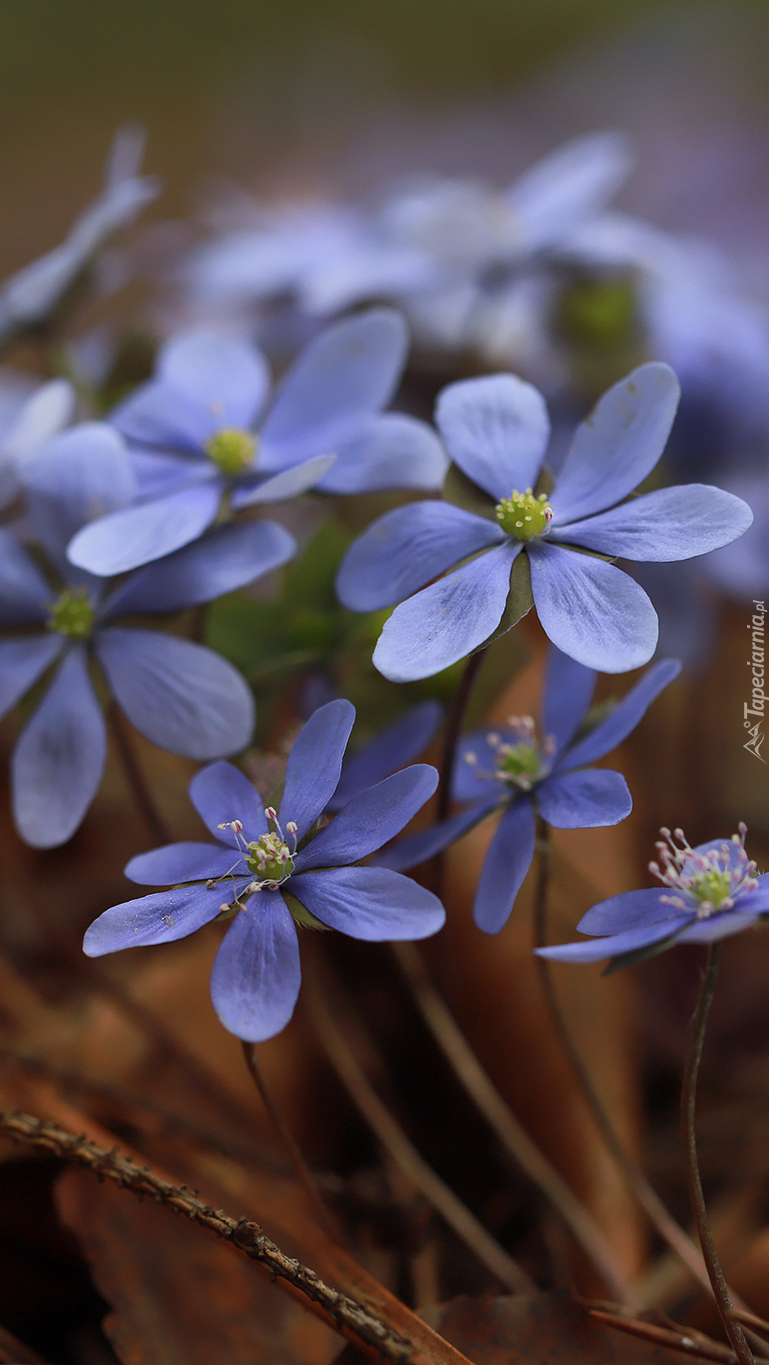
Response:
47,588,96,639
495,488,553,540
465,715,554,792
206,427,257,476
649,824,758,918
246,831,294,884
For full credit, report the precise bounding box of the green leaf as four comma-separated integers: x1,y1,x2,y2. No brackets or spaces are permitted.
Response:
602,927,686,975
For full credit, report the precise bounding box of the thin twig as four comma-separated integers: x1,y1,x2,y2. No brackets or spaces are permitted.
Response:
590,1309,768,1364
391,941,630,1304
108,703,172,846
437,648,487,822
0,1110,472,1365
304,971,536,1295
681,946,753,1365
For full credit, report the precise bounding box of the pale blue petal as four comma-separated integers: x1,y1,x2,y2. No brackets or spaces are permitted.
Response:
549,364,680,525
373,541,520,682
280,698,355,840
316,414,448,495
12,645,106,848
555,485,754,561
0,530,53,623
677,913,758,944
210,893,301,1042
0,635,63,719
67,481,221,576
537,768,631,829
529,542,658,673
113,379,219,453
563,658,681,770
509,131,633,248
435,374,550,501
125,841,246,886
158,330,270,429
473,797,536,934
84,883,224,955
535,916,690,963
329,700,443,811
230,455,335,508
376,799,497,872
259,309,407,471
295,764,438,870
541,645,596,756
579,887,672,934
101,520,296,618
96,628,254,759
452,733,510,803
23,423,136,571
289,866,445,940
336,501,504,613
189,760,268,846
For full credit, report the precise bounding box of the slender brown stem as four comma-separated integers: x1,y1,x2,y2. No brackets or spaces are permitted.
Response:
108,704,171,845
240,1040,340,1242
590,1309,768,1365
437,648,487,822
682,945,753,1364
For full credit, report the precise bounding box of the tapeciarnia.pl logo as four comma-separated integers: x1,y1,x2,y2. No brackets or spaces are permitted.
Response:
745,599,766,762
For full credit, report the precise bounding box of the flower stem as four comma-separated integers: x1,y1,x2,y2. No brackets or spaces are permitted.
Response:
108,704,171,846
681,945,753,1364
437,648,487,822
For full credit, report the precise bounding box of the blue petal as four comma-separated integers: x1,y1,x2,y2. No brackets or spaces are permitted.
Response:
12,645,106,848
541,645,596,756
554,485,754,561
66,481,222,576
537,768,631,829
125,841,246,886
84,883,224,955
376,799,497,872
295,764,438,870
23,423,136,572
435,374,550,502
289,865,445,940
678,913,759,944
562,658,681,770
0,635,63,719
452,733,510,803
96,628,254,759
329,700,443,811
529,542,658,673
101,520,296,618
210,893,301,1042
0,531,53,623
280,698,355,840
230,455,335,508
549,364,680,525
112,380,217,453
579,887,673,934
259,309,407,472
535,916,691,963
509,131,633,248
189,760,268,846
336,500,504,613
473,797,536,934
373,541,520,682
317,413,447,495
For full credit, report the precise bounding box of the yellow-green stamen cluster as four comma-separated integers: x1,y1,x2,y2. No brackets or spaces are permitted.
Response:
47,588,96,639
650,824,759,918
495,488,553,540
465,715,554,792
206,427,257,476
246,831,294,884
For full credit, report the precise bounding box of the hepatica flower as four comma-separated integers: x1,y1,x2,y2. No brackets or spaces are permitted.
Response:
67,308,446,577
83,700,445,1042
536,825,769,967
0,423,282,847
337,363,752,678
381,648,680,933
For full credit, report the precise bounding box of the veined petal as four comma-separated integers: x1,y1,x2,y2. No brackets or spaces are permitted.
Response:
24,423,136,571
435,374,550,502
529,542,658,673
125,841,246,886
67,481,221,576
537,768,631,829
473,797,536,934
12,645,106,848
563,658,681,770
0,529,53,624
230,455,335,508
101,519,296,618
376,799,497,872
541,645,596,757
158,330,270,430
317,413,448,495
210,893,301,1042
554,484,754,561
0,635,63,719
549,364,680,525
373,541,520,683
579,887,685,935
289,866,445,940
678,913,760,943
259,309,407,471
336,500,503,613
84,883,225,955
96,628,254,759
189,760,268,846
280,698,355,840
329,700,443,811
295,764,438,870
535,916,690,963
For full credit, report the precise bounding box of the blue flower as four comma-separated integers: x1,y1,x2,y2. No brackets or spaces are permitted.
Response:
66,309,447,577
0,422,285,848
327,700,443,812
535,825,769,967
83,699,445,1042
337,364,753,678
379,648,680,934
0,378,75,508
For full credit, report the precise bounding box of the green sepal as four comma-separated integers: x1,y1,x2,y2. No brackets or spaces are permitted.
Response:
443,464,497,521
283,890,331,932
602,927,686,975
479,550,534,652
214,903,241,923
